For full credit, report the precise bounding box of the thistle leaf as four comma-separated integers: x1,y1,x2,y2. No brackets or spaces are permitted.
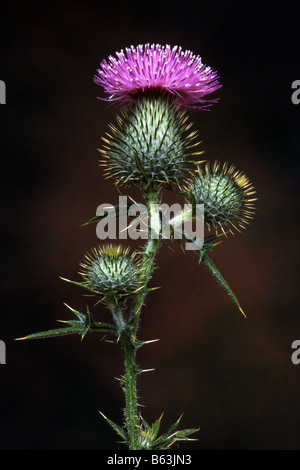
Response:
202,253,246,317
149,414,163,440
99,411,127,442
170,427,200,440
15,305,116,341
152,416,199,449
178,230,218,260
138,413,199,450
197,241,217,262
62,303,86,322
15,326,85,341
163,413,183,437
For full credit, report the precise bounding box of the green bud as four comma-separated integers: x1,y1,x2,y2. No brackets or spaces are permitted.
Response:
79,244,144,304
186,161,256,235
99,93,201,187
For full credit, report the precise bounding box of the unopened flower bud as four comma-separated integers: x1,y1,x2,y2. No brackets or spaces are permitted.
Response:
186,161,256,235
79,244,143,304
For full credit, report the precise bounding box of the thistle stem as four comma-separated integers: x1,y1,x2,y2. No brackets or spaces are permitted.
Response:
108,302,125,335
122,338,139,449
130,186,161,333
122,184,161,450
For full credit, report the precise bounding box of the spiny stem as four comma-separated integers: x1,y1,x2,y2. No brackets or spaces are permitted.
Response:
122,338,139,449
108,302,125,335
130,186,161,334
122,184,161,450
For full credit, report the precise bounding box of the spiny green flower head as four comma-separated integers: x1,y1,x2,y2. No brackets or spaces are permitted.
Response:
79,244,144,303
187,161,256,235
99,93,201,187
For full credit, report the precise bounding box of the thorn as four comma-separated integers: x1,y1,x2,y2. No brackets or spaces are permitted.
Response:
179,242,185,254
166,244,175,253
140,368,156,373
143,338,160,344
99,411,108,420
239,306,247,319
63,302,75,312
146,286,161,292
127,194,138,204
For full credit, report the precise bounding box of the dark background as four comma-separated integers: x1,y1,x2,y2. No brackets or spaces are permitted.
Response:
1,0,299,450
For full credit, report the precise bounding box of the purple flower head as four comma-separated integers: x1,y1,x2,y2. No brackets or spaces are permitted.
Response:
94,44,222,109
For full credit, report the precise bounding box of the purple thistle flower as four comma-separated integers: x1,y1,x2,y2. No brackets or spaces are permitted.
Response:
94,44,222,109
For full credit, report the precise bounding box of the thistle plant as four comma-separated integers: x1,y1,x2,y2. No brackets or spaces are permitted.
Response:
17,44,256,450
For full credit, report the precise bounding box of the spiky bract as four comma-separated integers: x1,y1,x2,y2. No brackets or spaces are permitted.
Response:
80,245,143,303
99,94,201,186
187,162,256,234
94,43,221,109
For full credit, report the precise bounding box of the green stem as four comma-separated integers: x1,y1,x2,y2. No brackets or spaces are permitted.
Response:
123,338,139,449
130,237,160,334
130,186,161,334
108,302,125,336
122,184,161,450
90,321,116,333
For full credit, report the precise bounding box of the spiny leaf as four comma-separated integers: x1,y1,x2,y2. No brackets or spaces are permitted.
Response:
149,414,163,440
179,230,219,258
99,411,127,442
139,414,151,432
15,326,84,341
163,413,183,437
169,427,200,440
152,415,199,449
153,428,199,449
202,253,246,317
62,303,86,323
16,304,116,341
197,241,217,262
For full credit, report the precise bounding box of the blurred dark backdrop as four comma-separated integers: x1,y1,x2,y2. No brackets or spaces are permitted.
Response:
0,0,299,450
